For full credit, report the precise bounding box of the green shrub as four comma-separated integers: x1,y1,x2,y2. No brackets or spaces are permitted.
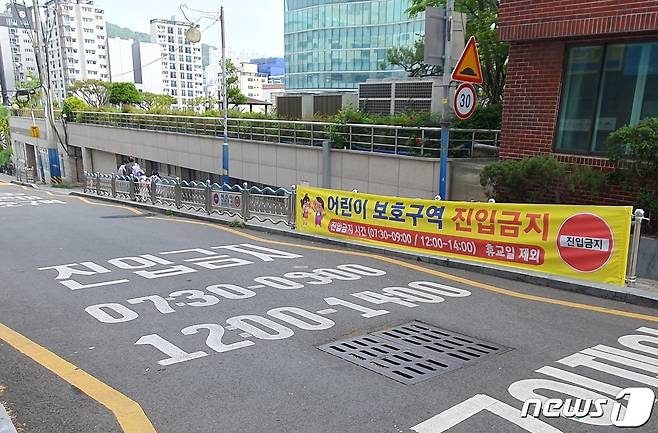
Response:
62,96,89,119
453,103,502,130
480,155,609,203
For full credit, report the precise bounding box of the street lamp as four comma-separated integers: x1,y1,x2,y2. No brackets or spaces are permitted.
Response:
184,7,229,188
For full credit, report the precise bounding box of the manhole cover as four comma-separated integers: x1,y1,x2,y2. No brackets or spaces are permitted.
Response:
318,321,509,385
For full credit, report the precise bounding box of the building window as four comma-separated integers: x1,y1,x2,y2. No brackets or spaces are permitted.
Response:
556,42,658,155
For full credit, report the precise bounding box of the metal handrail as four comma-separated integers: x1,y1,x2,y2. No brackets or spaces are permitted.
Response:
83,172,295,226
12,110,500,158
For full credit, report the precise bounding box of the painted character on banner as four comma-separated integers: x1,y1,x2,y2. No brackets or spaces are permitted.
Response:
314,197,326,227
300,193,311,226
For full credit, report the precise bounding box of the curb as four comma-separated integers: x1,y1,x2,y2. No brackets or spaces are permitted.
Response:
0,403,18,433
70,191,658,309
10,180,37,189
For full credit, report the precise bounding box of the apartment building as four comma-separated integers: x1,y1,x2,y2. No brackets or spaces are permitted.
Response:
238,62,267,100
44,0,108,102
203,48,268,102
0,2,37,98
150,18,203,108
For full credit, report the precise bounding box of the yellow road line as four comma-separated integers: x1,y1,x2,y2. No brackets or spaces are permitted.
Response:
73,196,143,215
147,216,658,324
0,323,156,433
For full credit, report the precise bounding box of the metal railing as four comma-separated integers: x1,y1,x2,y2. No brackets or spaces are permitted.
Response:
84,172,294,226
64,111,500,158
16,166,35,183
12,108,62,120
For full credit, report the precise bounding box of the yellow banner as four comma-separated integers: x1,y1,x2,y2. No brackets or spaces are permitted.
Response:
296,186,633,286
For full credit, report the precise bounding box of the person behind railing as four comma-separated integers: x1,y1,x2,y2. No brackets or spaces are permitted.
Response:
125,156,136,178
131,161,144,182
149,170,161,183
117,161,127,177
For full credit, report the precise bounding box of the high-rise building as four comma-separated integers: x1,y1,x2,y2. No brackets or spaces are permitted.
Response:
150,18,203,108
45,0,109,102
107,37,164,94
0,2,37,97
284,0,424,91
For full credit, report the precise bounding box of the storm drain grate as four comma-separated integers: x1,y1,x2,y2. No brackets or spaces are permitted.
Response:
318,321,509,385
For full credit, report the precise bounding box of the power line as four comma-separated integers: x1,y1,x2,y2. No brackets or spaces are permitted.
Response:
110,54,167,78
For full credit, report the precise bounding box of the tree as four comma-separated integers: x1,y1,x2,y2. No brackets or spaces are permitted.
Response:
62,96,89,118
69,79,111,108
381,38,442,77
139,92,176,110
225,59,247,107
109,82,142,106
0,106,10,167
406,0,507,104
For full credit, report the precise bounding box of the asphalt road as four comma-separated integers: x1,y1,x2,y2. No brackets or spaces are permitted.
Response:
2,181,658,433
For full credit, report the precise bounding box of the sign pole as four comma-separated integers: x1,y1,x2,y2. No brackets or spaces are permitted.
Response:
439,0,454,200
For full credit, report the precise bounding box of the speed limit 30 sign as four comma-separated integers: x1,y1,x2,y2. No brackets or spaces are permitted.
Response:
454,83,477,120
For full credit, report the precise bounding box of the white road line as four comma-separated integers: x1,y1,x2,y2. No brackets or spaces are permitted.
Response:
316,309,337,315
247,285,265,289
0,403,18,433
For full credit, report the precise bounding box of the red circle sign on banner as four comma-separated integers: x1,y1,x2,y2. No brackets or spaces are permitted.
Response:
556,213,614,272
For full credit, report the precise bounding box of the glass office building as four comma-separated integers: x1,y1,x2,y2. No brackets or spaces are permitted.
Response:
284,0,424,90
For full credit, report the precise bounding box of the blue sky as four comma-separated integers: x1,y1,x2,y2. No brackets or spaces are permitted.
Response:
94,0,285,57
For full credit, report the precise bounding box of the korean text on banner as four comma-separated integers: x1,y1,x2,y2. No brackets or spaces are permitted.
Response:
296,186,633,286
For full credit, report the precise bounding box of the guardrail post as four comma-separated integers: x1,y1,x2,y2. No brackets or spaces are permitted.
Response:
95,173,101,196
174,178,182,209
205,179,212,215
471,131,476,157
111,175,116,198
626,209,647,287
349,125,352,149
129,176,136,200
241,182,250,223
150,178,157,203
371,126,374,152
394,128,399,154
421,129,425,156
288,185,297,228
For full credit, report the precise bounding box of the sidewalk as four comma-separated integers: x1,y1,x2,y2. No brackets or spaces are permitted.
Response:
1,173,83,196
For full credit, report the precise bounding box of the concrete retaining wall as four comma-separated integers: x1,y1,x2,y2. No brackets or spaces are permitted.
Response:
9,116,493,201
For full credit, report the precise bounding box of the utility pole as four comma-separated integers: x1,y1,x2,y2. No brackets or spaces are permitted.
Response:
220,6,229,188
438,0,453,200
31,0,61,183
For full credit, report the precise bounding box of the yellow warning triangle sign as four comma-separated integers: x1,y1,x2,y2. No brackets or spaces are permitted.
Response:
451,36,483,84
